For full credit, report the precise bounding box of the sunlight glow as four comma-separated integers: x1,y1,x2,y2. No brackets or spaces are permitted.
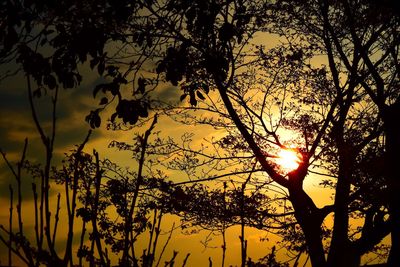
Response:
276,149,302,171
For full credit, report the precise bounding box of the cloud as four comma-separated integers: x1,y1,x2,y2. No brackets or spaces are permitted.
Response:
0,66,102,202
156,84,181,103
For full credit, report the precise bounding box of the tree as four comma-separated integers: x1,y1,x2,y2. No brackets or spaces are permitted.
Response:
1,0,398,266
103,0,395,266
0,96,178,266
266,0,399,265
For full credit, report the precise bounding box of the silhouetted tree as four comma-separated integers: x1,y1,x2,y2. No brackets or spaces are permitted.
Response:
104,1,395,265
265,1,399,266
0,110,180,266
1,0,398,266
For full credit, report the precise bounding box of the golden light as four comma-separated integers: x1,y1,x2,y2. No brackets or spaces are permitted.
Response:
276,149,302,171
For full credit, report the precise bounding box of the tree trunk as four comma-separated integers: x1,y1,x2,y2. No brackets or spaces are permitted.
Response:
384,103,400,267
289,186,326,267
327,148,360,267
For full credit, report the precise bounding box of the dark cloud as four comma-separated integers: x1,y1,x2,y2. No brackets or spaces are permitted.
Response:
0,163,13,198
0,71,101,147
156,84,181,103
0,161,39,201
0,66,104,202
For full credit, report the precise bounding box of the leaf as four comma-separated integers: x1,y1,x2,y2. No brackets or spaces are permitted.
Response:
86,110,101,129
76,208,91,222
109,82,120,95
93,113,101,128
93,83,107,97
90,57,99,69
138,104,148,118
106,65,119,77
128,113,138,125
180,94,187,102
99,97,108,105
219,23,236,42
44,75,57,90
137,77,146,94
196,91,205,100
189,91,197,106
98,61,105,75
113,76,127,84
202,83,210,94
110,112,118,123
156,61,166,74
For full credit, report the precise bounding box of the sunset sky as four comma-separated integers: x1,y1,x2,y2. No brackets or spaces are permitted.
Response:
0,1,395,263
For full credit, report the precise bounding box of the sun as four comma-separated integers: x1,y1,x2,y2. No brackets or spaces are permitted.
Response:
276,149,302,171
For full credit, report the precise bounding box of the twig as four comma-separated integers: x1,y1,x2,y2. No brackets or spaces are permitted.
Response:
164,251,178,267
156,222,175,267
123,115,158,263
8,185,13,267
150,210,163,266
91,150,106,266
32,183,40,251
52,193,61,243
16,139,28,242
182,253,190,267
64,130,92,264
146,209,158,262
27,74,56,258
